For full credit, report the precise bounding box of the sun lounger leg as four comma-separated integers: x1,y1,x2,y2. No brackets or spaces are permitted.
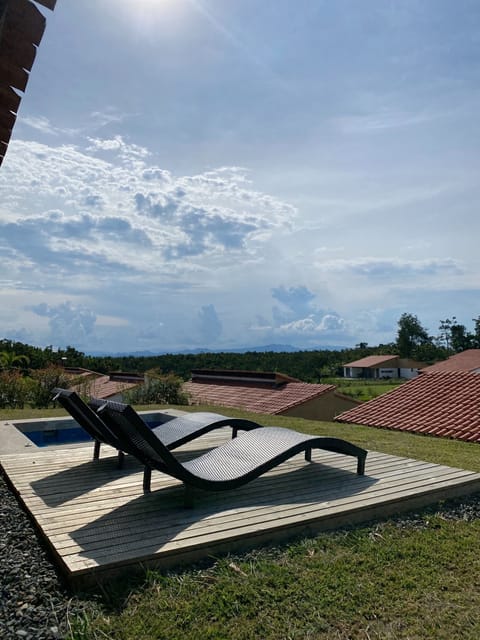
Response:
93,440,101,460
143,466,152,493
232,427,238,439
117,450,125,469
305,447,312,462
357,455,366,476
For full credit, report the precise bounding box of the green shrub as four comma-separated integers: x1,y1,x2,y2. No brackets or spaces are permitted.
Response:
124,374,189,405
0,370,32,409
28,365,70,408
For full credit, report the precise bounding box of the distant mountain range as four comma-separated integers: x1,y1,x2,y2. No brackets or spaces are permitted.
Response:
85,343,349,357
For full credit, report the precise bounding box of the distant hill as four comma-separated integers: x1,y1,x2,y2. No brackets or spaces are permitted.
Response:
86,344,349,357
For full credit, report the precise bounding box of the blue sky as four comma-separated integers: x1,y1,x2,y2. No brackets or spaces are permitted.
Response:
1,0,480,353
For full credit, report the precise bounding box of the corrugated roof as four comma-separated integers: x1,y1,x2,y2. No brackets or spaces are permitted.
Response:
335,370,480,443
420,349,480,374
343,355,398,368
183,380,336,415
0,0,57,166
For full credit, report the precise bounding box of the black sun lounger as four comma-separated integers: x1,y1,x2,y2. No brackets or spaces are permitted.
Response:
53,388,136,466
52,388,261,466
88,397,261,449
95,400,368,507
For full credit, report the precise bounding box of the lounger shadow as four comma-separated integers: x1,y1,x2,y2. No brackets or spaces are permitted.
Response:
95,400,368,507
52,388,261,468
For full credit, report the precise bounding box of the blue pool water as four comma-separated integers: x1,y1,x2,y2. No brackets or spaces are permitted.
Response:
24,427,92,447
23,420,163,447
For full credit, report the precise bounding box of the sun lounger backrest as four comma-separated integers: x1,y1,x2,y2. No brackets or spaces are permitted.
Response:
88,397,119,431
52,388,121,448
96,400,190,481
89,398,142,443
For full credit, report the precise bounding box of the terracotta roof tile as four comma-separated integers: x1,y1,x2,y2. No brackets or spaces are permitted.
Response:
183,380,335,415
71,375,140,400
335,370,480,443
420,349,480,373
343,355,399,368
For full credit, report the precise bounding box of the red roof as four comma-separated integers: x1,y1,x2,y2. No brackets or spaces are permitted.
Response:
335,370,480,443
63,367,98,380
421,349,480,374
183,380,336,415
344,355,398,368
71,375,140,400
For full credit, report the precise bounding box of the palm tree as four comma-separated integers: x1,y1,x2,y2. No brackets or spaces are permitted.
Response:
0,351,30,370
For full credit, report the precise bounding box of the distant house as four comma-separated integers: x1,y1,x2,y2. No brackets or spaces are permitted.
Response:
343,355,424,380
420,349,480,374
183,369,360,421
335,370,480,443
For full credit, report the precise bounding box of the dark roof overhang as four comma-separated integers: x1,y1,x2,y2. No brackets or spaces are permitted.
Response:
0,0,57,166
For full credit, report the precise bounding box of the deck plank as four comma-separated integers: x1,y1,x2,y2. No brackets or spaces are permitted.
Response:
2,433,480,587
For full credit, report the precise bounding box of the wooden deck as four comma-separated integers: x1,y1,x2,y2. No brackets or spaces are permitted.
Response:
2,428,480,588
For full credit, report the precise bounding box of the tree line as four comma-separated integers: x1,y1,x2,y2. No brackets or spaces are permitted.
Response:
396,313,480,360
1,313,479,387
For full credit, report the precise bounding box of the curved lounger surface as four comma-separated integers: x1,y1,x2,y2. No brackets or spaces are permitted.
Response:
88,398,262,450
152,411,261,448
97,401,368,506
182,426,366,487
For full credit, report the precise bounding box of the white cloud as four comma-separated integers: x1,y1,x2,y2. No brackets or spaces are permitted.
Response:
277,316,319,334
0,138,296,285
333,108,444,135
0,137,302,351
276,313,348,341
317,257,463,279
28,302,97,348
90,108,130,128
2,1,480,352
86,135,150,161
21,116,79,137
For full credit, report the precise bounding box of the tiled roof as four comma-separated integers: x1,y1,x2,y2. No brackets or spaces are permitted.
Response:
343,355,398,368
335,371,480,443
63,367,98,380
71,375,140,400
421,349,480,374
183,380,336,415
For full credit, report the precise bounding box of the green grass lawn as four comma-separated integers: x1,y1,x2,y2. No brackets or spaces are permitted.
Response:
3,405,480,639
323,377,405,402
71,514,480,639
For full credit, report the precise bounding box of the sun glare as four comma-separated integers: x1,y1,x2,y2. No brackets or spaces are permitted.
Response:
136,0,171,7
111,0,189,34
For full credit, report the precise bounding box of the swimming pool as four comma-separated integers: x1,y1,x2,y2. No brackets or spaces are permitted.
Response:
24,425,93,447
13,413,168,448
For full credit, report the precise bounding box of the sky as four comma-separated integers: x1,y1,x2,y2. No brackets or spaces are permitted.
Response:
1,0,480,354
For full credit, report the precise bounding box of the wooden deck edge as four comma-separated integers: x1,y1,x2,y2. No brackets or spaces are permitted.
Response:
67,475,480,590
0,462,74,586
